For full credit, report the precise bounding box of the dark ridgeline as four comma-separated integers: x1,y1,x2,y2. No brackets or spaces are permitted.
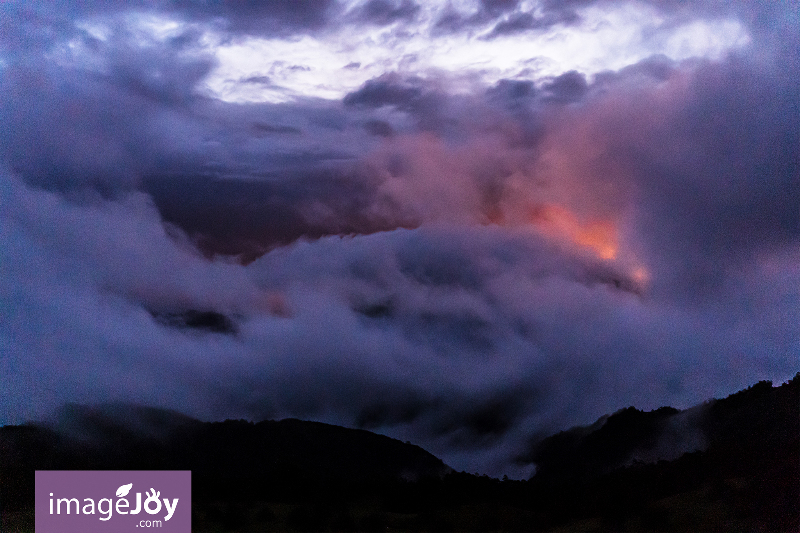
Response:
520,376,800,531
1,374,797,532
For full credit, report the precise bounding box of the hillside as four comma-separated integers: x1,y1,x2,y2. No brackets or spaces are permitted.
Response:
1,374,797,531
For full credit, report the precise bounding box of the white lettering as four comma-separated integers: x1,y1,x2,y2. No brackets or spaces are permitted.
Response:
98,498,113,521
144,489,161,515
162,498,178,521
57,498,79,515
131,492,142,514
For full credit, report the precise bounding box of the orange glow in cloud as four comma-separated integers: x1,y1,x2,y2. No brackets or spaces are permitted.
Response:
529,204,619,260
632,267,649,285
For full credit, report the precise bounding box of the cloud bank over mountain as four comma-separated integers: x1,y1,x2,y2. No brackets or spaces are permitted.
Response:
1,0,797,477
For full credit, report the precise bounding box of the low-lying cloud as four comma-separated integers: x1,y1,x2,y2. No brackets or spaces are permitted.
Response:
0,0,797,478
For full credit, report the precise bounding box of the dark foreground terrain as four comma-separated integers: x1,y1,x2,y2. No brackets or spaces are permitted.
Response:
1,374,797,532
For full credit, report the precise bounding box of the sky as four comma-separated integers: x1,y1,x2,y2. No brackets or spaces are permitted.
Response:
0,0,798,478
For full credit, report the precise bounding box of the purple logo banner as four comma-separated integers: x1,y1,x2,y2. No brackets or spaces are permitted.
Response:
36,470,191,533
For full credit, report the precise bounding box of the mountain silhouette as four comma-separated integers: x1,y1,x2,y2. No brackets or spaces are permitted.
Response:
2,374,797,531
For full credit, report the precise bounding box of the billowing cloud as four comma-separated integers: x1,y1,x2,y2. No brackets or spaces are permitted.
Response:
0,0,797,479
353,0,421,26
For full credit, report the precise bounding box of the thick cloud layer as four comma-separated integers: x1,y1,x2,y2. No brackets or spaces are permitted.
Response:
1,0,797,477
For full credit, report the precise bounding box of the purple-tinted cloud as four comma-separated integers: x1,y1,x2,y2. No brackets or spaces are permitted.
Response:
353,0,421,26
0,0,797,479
485,10,580,38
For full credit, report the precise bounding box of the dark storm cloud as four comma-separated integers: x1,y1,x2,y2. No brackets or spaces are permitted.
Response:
539,0,779,19
168,0,338,36
590,54,799,300
479,0,520,14
106,38,216,106
0,0,338,40
363,119,395,137
343,74,426,109
483,80,543,146
0,66,146,192
432,0,577,37
343,74,451,133
142,169,414,262
352,0,421,26
485,9,579,38
540,70,589,103
487,79,536,103
431,7,472,34
0,11,219,191
250,122,302,135
240,75,272,85
594,54,676,84
0,40,419,257
0,9,403,249
431,0,520,35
